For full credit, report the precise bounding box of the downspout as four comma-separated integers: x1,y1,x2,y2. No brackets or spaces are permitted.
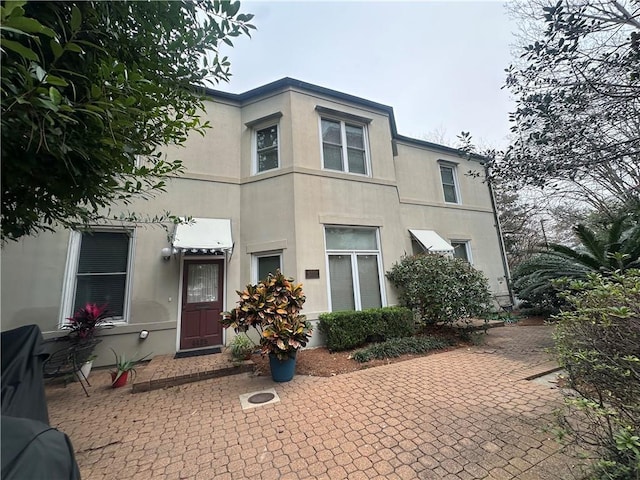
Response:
485,164,515,306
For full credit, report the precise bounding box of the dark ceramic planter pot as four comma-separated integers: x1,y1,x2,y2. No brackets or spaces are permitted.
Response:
268,352,297,382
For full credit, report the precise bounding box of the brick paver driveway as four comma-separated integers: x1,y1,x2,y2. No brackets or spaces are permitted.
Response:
46,325,583,479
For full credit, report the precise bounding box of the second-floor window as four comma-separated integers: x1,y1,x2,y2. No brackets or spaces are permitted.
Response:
321,119,368,175
255,125,279,173
439,164,461,204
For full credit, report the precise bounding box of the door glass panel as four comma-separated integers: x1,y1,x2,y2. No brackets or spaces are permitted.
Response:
187,264,218,303
328,255,355,311
357,255,382,309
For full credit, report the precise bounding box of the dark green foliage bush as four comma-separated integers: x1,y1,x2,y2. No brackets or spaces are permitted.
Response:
386,254,491,325
512,214,640,315
512,254,585,315
352,336,453,363
554,271,640,479
318,307,414,352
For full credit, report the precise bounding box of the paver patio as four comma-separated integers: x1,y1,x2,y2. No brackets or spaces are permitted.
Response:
46,325,586,479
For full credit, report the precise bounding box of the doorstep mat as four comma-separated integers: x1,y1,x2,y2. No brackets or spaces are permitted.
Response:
174,347,222,359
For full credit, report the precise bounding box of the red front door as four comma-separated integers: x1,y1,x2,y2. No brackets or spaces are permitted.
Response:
180,260,224,350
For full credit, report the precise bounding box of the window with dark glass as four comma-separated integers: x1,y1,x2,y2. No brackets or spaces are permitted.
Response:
74,231,131,317
256,254,281,282
439,165,459,203
256,125,279,173
451,241,470,262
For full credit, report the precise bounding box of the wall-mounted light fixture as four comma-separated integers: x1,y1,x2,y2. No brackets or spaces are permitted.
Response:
139,330,149,340
161,247,173,261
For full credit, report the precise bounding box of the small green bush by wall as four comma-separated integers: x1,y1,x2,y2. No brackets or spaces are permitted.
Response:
318,306,414,351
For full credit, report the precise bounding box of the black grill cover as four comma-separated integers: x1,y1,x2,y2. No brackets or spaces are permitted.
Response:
1,325,81,479
1,325,49,424
1,416,81,480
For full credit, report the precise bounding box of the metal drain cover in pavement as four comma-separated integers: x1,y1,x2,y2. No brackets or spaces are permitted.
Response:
239,388,280,410
248,392,275,404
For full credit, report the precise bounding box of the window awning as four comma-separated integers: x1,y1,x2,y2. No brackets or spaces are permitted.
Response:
172,218,233,253
409,229,454,253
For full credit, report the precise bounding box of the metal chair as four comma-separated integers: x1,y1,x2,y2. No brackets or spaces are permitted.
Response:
42,339,99,397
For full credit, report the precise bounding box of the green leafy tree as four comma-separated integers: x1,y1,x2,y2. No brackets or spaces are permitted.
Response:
1,1,255,242
386,254,492,326
554,271,640,479
497,0,640,210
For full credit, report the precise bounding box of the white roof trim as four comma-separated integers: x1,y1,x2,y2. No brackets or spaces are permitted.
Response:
409,229,454,253
173,218,233,253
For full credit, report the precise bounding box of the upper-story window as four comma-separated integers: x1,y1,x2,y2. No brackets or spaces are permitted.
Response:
439,163,461,204
255,125,279,173
321,119,368,175
246,112,283,175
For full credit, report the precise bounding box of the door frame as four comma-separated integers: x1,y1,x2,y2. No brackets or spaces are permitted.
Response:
175,255,227,352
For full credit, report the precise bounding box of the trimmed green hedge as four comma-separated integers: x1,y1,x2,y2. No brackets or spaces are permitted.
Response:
318,306,414,351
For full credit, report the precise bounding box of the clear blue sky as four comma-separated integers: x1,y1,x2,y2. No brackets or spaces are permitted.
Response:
216,1,518,149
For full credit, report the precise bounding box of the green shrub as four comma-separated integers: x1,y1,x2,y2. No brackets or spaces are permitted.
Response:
512,253,584,315
229,334,254,361
318,306,414,351
352,336,452,362
386,254,491,325
554,270,640,479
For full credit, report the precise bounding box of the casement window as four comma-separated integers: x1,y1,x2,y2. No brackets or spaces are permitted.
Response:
255,124,279,173
253,252,282,283
439,163,461,204
60,230,134,325
325,227,384,311
321,118,369,175
451,241,472,263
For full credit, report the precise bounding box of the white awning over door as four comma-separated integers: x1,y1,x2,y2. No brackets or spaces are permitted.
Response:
172,218,233,253
409,229,454,253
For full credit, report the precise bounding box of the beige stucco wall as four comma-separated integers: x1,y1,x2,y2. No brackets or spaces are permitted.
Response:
0,83,510,363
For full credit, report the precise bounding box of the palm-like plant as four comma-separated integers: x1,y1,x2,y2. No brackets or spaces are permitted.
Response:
548,218,640,273
513,213,640,313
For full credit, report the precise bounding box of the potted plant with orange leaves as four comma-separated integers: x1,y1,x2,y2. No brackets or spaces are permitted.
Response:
221,270,312,382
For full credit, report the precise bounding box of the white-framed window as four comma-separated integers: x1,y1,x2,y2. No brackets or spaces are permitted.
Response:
439,163,461,204
320,118,369,175
252,252,282,283
254,124,279,173
325,226,385,311
60,229,135,326
451,240,472,263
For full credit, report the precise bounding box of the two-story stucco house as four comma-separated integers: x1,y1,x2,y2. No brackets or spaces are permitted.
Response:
0,78,511,366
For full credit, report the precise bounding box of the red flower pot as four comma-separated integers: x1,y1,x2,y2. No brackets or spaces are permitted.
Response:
111,371,129,388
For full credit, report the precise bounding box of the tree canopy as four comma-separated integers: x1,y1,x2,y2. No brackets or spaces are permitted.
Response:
496,0,640,210
0,1,255,242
